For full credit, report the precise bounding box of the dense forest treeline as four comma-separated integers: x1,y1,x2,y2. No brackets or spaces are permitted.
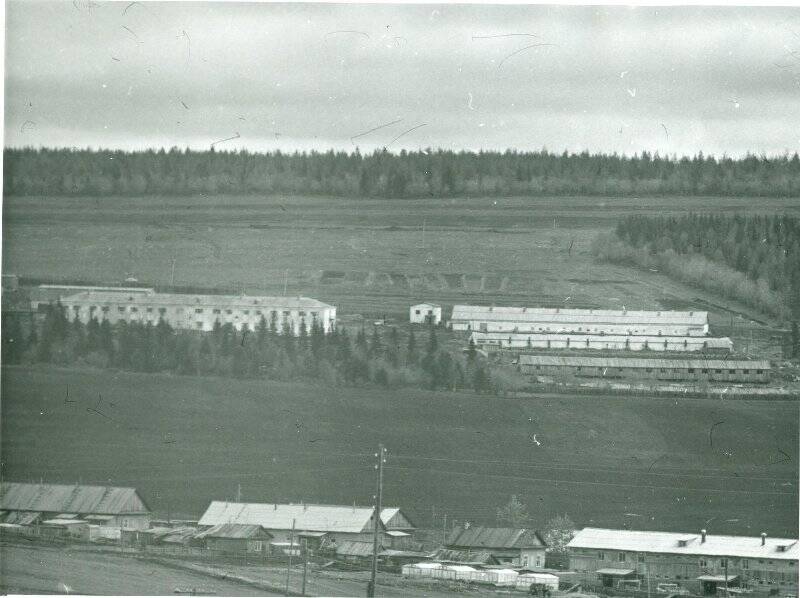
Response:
5,146,800,197
1,302,518,394
593,214,800,355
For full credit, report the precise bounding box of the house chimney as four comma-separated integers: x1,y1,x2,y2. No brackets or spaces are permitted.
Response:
701,529,707,543
761,533,766,546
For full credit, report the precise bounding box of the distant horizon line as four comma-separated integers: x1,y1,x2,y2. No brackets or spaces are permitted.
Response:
5,144,799,161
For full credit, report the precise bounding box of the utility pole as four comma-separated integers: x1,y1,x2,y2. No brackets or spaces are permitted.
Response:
283,269,289,296
286,518,295,595
442,513,447,545
170,258,176,287
368,444,387,598
724,559,729,597
302,538,309,596
235,483,241,502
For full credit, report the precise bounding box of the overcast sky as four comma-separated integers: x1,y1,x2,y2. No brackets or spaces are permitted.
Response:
5,2,800,157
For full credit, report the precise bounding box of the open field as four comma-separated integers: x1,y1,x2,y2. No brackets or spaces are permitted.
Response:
2,365,797,537
0,541,277,595
4,195,799,328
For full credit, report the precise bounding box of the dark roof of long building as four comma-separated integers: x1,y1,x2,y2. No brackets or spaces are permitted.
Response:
195,523,272,540
446,526,546,550
0,482,150,515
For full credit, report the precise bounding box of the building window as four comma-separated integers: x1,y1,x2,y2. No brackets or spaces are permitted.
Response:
159,308,166,315
195,308,203,314
130,307,138,313
118,307,126,313
146,307,153,313
715,369,722,373
688,368,695,373
638,554,645,563
742,560,749,570
619,552,626,562
243,310,249,315
299,311,305,317
598,552,605,560
213,309,221,314
743,369,749,374
283,311,290,317
702,368,708,373
699,559,707,568
226,309,232,315
102,306,110,313
195,322,203,329
720,559,728,568
728,369,735,374
757,369,764,374
415,310,421,315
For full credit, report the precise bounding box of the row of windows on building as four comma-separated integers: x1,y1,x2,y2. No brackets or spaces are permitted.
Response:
531,366,764,375
593,551,790,569
71,305,323,321
474,324,700,335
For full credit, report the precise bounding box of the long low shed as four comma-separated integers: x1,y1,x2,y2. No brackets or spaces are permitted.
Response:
519,355,771,383
451,306,709,337
471,331,732,353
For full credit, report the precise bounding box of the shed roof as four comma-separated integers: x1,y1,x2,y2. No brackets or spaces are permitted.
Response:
471,331,732,348
568,528,799,560
336,540,377,557
452,306,708,326
198,502,381,534
62,291,334,311
195,523,272,540
0,482,150,515
447,526,546,550
431,548,498,564
519,355,770,370
411,303,441,308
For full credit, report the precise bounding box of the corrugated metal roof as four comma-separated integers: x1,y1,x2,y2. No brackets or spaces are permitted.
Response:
62,291,334,311
519,355,770,370
452,306,708,326
4,511,41,525
195,523,271,540
198,502,379,534
447,526,546,550
568,528,799,560
0,483,150,515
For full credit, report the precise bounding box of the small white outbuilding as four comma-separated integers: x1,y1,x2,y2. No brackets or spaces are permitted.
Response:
410,303,442,325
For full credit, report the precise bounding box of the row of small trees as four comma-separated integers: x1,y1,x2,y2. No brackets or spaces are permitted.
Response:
6,146,800,198
2,303,502,394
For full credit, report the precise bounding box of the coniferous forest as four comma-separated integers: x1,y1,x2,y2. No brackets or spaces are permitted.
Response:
5,146,800,198
1,302,506,394
593,214,800,355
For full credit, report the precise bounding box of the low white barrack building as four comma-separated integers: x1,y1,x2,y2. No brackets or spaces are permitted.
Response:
58,290,336,334
471,331,733,353
451,306,709,337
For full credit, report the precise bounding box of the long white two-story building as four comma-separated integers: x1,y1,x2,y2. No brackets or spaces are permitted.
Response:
58,289,336,334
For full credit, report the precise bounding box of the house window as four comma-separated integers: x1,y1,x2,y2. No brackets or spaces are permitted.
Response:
213,309,221,314
415,310,421,315
283,311,290,317
728,369,735,374
243,310,249,315
720,559,727,568
195,308,204,314
159,308,166,315
638,554,645,563
702,369,708,373
743,369,749,374
619,552,626,562
757,369,764,374
598,552,605,560
715,369,723,373
195,322,203,329
101,306,110,313
130,307,138,313
226,309,232,315
699,559,708,568
118,307,126,313
146,307,153,313
742,560,749,570
688,368,695,373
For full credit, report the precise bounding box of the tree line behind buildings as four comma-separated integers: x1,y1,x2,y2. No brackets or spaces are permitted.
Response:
5,146,800,198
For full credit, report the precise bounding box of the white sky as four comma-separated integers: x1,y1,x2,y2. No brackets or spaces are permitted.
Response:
5,2,800,156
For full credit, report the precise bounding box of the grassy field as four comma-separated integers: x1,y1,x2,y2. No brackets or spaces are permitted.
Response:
2,365,797,537
0,541,276,595
4,194,799,324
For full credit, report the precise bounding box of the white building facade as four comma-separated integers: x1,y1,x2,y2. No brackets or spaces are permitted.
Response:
410,303,442,325
470,331,733,353
58,290,336,334
451,306,709,337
